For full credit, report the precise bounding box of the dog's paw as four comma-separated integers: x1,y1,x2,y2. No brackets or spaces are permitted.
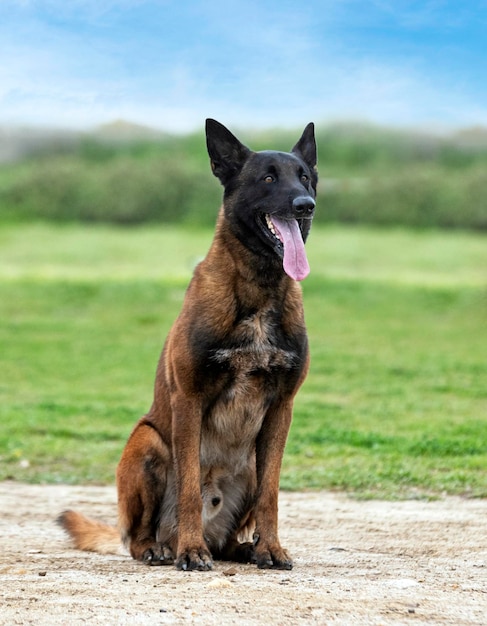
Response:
255,548,293,570
252,534,293,570
232,541,254,563
141,543,175,566
176,546,213,571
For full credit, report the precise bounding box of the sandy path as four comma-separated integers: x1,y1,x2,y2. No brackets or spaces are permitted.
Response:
0,482,486,625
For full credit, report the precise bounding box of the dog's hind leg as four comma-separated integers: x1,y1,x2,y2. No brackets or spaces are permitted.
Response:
215,536,254,563
117,421,176,565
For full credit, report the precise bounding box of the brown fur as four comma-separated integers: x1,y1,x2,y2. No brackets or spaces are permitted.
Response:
58,119,317,570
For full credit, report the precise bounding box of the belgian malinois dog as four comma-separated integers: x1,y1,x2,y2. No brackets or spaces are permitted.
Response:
59,119,317,571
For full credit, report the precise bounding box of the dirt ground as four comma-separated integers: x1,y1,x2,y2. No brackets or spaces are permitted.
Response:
0,482,486,625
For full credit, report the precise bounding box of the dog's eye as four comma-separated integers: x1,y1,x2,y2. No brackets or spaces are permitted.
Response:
300,174,309,183
263,175,275,183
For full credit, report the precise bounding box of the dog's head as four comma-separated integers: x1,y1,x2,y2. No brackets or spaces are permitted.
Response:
206,119,317,281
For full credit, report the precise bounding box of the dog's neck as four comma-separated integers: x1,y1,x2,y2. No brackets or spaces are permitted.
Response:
210,209,293,294
193,215,304,343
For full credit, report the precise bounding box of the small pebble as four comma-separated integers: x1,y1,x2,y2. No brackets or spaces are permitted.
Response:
222,567,238,577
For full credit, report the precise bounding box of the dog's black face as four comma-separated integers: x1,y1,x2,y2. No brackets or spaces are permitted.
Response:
206,119,318,281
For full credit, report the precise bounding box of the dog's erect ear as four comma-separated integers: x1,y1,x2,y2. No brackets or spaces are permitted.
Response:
206,119,251,184
292,122,317,171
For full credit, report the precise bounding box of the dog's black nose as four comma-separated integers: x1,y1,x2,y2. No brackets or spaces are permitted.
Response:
293,196,315,216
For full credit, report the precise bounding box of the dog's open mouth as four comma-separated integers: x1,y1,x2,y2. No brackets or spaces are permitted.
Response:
262,214,310,281
264,214,281,241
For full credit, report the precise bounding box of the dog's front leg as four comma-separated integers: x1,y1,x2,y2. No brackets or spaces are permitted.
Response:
171,393,213,571
253,400,294,570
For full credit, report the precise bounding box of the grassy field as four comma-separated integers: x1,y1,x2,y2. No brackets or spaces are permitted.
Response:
1,223,486,498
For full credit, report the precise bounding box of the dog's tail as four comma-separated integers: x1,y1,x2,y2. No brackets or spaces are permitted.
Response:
57,510,124,555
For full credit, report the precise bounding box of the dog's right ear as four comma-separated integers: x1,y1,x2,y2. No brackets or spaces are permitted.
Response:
206,119,251,185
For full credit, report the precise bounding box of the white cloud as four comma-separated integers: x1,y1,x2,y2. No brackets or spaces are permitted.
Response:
0,0,486,130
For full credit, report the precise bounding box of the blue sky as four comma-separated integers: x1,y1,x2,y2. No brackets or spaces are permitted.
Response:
1,0,486,132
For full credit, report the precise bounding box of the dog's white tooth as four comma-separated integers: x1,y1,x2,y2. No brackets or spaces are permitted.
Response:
265,214,276,236
265,214,282,240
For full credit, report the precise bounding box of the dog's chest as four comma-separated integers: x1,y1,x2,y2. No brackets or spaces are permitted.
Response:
199,308,299,469
212,310,295,373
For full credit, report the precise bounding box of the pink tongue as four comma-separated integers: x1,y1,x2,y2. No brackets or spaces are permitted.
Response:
270,217,310,281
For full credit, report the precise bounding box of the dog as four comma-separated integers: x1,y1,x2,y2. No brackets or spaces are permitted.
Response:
58,118,318,571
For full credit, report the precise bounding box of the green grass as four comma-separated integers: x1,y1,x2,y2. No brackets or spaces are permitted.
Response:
1,223,486,497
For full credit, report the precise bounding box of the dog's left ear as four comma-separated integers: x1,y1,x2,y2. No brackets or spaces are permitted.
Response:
292,123,317,171
206,119,252,185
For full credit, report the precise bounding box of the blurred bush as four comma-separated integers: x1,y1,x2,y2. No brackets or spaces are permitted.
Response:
0,122,486,229
323,165,487,229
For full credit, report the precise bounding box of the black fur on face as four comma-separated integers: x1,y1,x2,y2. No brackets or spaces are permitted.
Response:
206,119,318,261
